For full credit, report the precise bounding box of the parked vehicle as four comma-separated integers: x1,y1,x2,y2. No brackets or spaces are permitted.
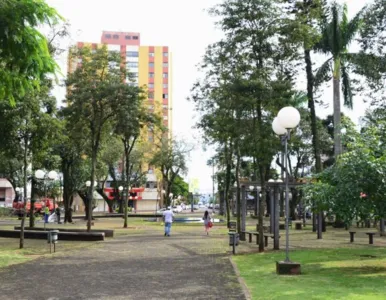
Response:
13,198,57,216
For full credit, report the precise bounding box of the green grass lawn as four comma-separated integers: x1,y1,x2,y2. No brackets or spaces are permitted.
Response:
233,248,386,300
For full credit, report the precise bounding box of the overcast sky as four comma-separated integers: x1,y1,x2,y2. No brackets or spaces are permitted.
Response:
46,0,372,195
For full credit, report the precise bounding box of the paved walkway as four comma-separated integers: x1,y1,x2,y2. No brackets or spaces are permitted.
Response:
0,229,246,300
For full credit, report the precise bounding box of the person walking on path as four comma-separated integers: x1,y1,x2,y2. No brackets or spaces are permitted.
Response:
203,210,212,235
55,206,61,224
44,206,50,223
163,207,174,237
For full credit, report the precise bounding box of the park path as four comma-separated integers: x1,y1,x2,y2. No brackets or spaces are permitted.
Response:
0,228,246,300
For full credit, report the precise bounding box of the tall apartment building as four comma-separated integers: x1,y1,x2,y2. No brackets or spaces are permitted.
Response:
68,31,172,212
68,31,172,139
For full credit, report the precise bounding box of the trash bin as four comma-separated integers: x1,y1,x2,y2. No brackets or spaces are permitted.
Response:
229,233,239,246
47,230,59,244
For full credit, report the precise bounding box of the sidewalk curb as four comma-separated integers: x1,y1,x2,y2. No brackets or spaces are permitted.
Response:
229,256,251,300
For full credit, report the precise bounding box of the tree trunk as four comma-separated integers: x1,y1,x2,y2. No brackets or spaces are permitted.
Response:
124,143,130,228
235,145,241,234
96,188,114,213
62,159,73,223
224,142,232,225
305,45,322,174
29,176,36,228
19,140,28,249
305,48,323,237
333,58,342,157
88,147,97,232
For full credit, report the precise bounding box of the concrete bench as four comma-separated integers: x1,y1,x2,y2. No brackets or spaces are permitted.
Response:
14,227,114,238
293,221,303,230
349,231,356,242
263,233,281,247
241,231,259,243
0,230,105,241
366,232,376,244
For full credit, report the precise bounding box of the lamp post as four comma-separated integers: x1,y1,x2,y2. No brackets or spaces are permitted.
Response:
119,186,123,213
35,169,58,228
249,185,260,217
272,106,301,275
123,185,131,228
85,180,97,231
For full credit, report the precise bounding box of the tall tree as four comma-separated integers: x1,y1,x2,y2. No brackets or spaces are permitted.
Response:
314,1,367,157
0,0,61,103
193,0,296,251
65,46,142,231
151,137,190,207
0,80,61,247
114,89,155,227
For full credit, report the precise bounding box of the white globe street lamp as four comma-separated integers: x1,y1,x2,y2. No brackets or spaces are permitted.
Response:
118,186,123,191
35,169,45,180
272,106,301,273
272,117,287,136
47,170,58,180
277,106,301,129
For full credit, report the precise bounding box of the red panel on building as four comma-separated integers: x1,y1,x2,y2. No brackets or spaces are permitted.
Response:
104,187,144,200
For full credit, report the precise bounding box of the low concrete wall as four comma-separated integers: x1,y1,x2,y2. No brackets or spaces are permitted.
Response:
72,213,162,219
0,230,105,241
14,227,114,238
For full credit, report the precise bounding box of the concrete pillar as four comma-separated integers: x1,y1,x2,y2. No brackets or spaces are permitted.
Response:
274,186,280,250
254,189,259,217
270,188,274,234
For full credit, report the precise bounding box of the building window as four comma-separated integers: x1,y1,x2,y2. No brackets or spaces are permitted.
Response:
163,105,168,110
128,82,138,87
109,61,119,69
127,61,138,68
126,51,139,57
125,35,131,40
148,83,154,89
163,116,168,120
133,36,139,40
113,34,119,39
148,92,154,99
149,72,154,78
163,84,168,89
162,62,168,68
129,72,138,79
163,52,168,57
163,93,168,99
105,34,111,39
149,62,154,68
162,73,168,78
149,52,155,57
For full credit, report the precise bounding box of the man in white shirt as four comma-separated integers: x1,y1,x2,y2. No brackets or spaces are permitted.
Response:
163,207,174,237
